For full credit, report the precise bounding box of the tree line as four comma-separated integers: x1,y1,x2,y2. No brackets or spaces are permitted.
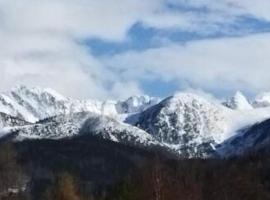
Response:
1,141,270,200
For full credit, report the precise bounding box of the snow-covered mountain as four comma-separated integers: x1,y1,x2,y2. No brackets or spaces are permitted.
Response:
0,85,78,122
0,85,158,123
133,92,270,157
116,95,160,114
224,91,253,110
135,93,230,157
2,86,270,158
216,118,270,157
0,112,29,129
5,112,163,149
253,92,270,108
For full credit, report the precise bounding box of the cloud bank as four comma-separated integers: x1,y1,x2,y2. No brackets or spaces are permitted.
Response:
1,0,270,99
105,33,270,95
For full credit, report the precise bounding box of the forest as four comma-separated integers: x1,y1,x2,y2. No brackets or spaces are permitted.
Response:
1,135,270,200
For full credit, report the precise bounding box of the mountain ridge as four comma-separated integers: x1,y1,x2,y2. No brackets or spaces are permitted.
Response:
2,86,270,158
0,85,159,124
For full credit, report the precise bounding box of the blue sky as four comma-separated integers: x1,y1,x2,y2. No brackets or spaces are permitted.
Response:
86,14,270,98
2,0,270,100
87,16,270,56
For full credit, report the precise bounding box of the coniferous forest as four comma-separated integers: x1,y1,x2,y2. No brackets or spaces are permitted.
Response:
1,135,270,200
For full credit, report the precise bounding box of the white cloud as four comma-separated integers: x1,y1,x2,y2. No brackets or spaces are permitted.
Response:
223,0,270,21
0,0,210,99
105,33,270,95
1,0,270,99
0,0,162,99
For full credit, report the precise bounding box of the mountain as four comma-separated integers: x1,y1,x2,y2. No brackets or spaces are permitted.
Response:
0,112,29,128
217,118,270,157
2,86,270,158
0,112,30,138
135,93,231,157
134,92,270,157
80,113,162,147
3,112,164,151
0,85,77,122
223,91,253,110
115,95,160,114
0,85,159,123
253,92,270,108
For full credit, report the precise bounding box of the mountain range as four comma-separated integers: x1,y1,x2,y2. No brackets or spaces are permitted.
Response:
2,85,270,158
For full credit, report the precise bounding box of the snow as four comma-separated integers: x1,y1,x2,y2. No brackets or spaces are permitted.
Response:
0,85,159,124
7,112,162,148
0,93,38,123
253,92,270,108
2,86,270,157
224,91,253,110
135,92,270,157
135,92,231,157
224,106,270,136
116,95,160,114
0,127,12,138
81,114,161,146
144,92,230,141
43,88,67,101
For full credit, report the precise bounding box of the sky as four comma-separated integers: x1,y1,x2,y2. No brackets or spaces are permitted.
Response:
1,0,270,100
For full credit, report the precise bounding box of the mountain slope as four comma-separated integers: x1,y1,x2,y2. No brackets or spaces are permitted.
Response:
0,85,117,123
0,86,159,123
4,112,163,150
116,95,160,114
0,112,29,128
135,93,231,157
3,86,270,158
253,92,270,108
217,118,270,157
80,114,162,147
224,91,253,110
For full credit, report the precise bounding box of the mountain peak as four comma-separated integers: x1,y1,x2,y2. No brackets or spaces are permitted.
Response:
136,91,229,157
0,85,72,122
11,85,67,101
0,86,160,124
253,92,270,108
170,92,209,101
224,91,253,110
116,95,160,114
2,86,270,158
